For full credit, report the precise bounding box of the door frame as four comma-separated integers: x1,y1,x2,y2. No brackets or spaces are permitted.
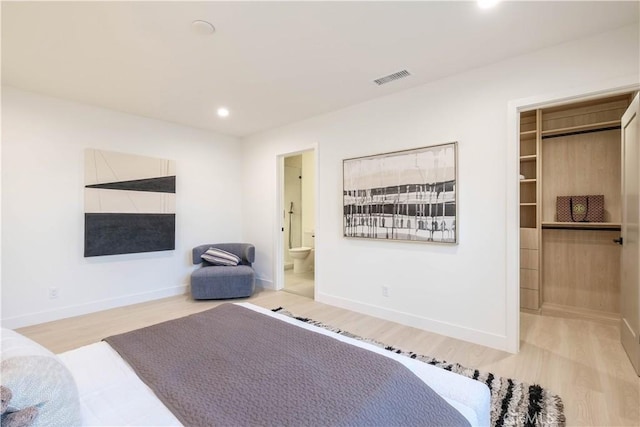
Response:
274,145,319,295
506,75,639,353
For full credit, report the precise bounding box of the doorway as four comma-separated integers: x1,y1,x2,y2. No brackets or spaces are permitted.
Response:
508,81,639,353
280,150,316,299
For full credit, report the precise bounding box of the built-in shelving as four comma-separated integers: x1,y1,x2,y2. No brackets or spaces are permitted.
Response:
519,93,633,317
535,93,633,321
519,109,540,315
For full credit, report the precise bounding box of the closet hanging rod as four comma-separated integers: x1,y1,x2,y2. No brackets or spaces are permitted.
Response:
541,126,619,140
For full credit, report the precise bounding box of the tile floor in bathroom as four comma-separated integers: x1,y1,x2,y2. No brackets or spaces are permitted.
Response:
283,268,314,299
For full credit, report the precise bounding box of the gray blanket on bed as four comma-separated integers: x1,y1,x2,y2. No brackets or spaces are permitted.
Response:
104,304,470,427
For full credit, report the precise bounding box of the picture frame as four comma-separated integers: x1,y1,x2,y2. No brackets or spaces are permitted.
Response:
343,142,457,243
84,149,176,257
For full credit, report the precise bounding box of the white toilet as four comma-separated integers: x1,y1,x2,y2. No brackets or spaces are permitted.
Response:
288,231,314,273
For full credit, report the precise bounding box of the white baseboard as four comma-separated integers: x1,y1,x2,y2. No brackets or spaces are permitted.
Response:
316,292,510,352
2,285,189,329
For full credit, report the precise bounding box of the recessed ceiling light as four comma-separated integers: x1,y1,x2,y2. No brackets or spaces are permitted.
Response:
191,20,215,36
478,0,500,9
217,107,230,118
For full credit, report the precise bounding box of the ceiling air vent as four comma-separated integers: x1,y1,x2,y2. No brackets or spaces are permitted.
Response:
373,70,411,86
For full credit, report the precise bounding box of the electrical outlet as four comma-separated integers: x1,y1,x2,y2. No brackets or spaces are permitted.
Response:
382,285,390,297
49,287,59,299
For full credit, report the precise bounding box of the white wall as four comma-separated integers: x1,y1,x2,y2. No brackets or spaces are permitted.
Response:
301,150,315,247
1,87,243,328
241,25,640,351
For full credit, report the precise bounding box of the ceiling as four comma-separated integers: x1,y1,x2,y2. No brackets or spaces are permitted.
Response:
2,1,638,137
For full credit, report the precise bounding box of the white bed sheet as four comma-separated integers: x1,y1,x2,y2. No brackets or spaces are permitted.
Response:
58,302,490,426
57,342,181,426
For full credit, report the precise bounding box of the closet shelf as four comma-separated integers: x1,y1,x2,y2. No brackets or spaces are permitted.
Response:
519,155,537,162
541,221,621,231
541,120,621,138
520,130,537,138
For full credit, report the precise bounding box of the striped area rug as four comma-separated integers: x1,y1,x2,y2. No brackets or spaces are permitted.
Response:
272,307,566,427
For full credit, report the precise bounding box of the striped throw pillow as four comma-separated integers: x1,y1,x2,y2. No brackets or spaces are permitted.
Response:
201,248,241,266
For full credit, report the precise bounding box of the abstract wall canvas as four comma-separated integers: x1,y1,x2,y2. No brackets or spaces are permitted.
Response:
84,149,176,257
343,142,457,243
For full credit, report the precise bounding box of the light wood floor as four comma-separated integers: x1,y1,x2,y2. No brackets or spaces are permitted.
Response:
16,289,640,426
284,268,315,299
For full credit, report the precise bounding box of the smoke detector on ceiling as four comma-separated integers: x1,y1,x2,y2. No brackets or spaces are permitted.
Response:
373,70,411,86
191,20,216,36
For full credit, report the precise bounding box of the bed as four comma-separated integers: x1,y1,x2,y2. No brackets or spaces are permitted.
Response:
2,303,490,426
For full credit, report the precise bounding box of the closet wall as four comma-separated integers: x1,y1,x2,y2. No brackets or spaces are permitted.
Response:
519,94,634,320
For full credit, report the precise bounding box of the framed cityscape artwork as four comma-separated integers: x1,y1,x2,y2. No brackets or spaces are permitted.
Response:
343,142,457,244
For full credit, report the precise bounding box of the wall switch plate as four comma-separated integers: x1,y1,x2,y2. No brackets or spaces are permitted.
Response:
49,287,59,299
382,285,390,297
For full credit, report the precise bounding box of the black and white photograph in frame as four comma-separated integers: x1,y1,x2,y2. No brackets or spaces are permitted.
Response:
343,142,457,243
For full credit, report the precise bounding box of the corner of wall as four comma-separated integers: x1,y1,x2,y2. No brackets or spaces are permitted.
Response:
255,277,276,291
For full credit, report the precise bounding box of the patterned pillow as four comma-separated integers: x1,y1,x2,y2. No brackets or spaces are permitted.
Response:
1,385,39,427
1,329,81,427
201,248,241,266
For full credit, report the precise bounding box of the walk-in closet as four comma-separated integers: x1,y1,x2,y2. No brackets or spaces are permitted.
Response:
518,93,635,322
